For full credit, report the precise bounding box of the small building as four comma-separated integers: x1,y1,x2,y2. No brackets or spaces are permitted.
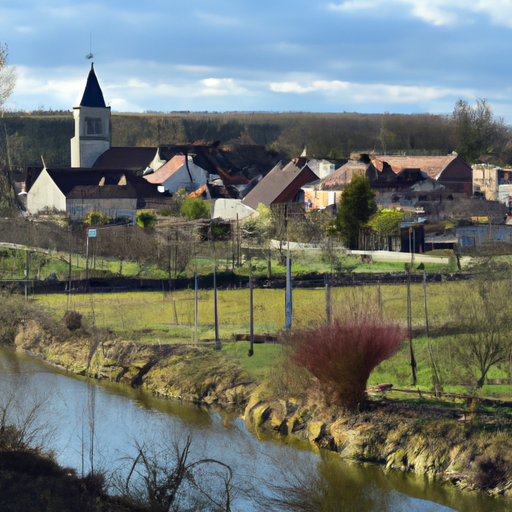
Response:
211,199,256,221
242,158,319,210
27,168,172,219
372,154,472,194
144,154,208,194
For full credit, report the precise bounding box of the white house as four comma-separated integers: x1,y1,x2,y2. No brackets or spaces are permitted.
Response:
143,154,208,193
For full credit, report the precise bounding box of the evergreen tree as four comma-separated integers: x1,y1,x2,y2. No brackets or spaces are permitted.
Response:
334,175,376,249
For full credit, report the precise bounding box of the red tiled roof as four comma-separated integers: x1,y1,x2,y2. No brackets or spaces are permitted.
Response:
316,160,368,190
372,155,458,179
144,155,186,184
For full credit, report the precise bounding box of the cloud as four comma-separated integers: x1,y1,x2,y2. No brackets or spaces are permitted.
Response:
175,64,217,75
328,0,512,28
201,78,247,96
270,78,470,104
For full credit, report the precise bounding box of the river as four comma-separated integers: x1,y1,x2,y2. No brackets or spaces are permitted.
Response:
0,346,509,511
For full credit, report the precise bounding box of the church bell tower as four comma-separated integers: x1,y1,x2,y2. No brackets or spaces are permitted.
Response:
70,63,111,167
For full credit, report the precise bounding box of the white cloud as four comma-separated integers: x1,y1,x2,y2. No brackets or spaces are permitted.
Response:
201,78,246,96
270,78,471,104
328,0,512,28
270,82,314,93
106,78,151,90
175,64,216,75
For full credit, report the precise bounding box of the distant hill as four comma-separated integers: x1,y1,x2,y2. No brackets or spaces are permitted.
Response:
0,111,459,172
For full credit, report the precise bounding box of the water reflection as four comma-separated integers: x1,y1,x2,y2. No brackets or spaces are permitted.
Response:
0,347,509,511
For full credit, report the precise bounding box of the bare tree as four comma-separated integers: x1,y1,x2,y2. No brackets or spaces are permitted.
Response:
450,270,512,389
118,435,236,512
0,43,16,112
0,381,56,453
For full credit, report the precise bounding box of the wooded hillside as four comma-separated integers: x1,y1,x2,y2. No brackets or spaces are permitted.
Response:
0,108,509,172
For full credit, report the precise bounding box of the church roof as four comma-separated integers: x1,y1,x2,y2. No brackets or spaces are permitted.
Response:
93,147,157,170
43,168,165,199
77,63,107,108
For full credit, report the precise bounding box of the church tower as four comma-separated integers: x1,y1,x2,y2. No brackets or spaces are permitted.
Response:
70,63,111,167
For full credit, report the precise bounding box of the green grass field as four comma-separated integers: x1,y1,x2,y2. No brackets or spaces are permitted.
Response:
33,278,512,398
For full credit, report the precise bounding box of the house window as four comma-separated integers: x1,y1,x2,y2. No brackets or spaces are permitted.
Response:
86,118,102,135
459,237,475,247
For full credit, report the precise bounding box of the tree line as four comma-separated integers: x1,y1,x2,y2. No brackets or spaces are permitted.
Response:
0,100,511,175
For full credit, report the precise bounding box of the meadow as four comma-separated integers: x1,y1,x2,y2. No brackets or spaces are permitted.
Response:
33,277,512,398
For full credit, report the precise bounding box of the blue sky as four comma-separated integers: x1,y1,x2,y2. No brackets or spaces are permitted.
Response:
2,0,512,121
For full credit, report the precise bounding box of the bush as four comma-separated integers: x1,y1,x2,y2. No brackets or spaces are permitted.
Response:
84,211,111,225
136,210,157,227
63,310,82,331
287,312,406,410
180,197,209,220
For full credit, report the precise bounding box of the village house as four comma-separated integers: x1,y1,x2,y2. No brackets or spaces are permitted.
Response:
472,163,512,214
242,157,319,211
305,153,477,217
26,168,170,219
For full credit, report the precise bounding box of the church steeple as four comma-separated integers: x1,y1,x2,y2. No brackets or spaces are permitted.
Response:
78,63,107,108
70,63,111,167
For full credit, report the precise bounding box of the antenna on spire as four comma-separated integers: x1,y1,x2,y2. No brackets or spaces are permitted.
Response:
85,32,93,59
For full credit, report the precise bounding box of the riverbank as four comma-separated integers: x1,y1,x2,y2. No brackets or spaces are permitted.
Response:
8,315,512,501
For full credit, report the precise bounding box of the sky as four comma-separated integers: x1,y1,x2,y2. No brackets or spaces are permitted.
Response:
2,0,512,121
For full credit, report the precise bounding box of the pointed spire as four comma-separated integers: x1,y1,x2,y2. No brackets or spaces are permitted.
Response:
78,63,107,108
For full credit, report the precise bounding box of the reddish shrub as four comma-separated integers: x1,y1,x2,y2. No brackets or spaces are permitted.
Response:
287,313,406,410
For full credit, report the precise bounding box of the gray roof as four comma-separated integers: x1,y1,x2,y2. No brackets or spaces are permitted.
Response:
93,147,157,170
43,168,168,200
242,158,318,209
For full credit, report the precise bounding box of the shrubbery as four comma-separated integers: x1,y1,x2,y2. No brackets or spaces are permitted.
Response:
84,211,111,225
180,197,209,220
287,312,406,410
136,210,156,227
63,310,82,331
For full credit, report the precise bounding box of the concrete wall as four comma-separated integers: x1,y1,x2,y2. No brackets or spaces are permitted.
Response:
66,198,136,220
473,164,499,200
212,199,256,221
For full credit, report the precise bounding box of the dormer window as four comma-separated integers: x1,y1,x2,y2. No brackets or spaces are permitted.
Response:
86,117,102,135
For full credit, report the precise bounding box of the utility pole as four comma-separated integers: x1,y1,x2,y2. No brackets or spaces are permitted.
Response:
249,259,254,356
214,266,221,351
325,273,332,324
194,271,198,344
24,249,30,301
407,265,417,386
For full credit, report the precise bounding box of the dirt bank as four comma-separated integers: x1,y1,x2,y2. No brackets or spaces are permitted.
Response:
244,382,512,497
11,319,512,498
14,319,257,408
